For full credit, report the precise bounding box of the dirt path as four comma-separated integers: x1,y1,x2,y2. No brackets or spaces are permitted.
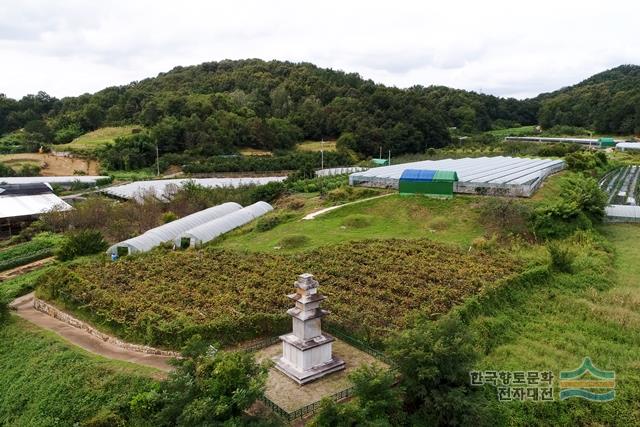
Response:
10,293,174,372
302,193,393,220
0,257,54,282
0,153,99,176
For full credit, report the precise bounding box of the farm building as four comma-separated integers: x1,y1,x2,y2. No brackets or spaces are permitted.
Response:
349,156,565,197
176,201,273,248
0,183,72,237
616,142,640,152
102,176,286,201
0,176,109,186
399,169,458,197
106,202,242,256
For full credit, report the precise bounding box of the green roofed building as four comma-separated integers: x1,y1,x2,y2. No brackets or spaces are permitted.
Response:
399,169,459,197
599,137,616,148
372,158,389,166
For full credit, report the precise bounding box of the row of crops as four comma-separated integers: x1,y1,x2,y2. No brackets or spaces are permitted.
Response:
0,233,63,272
600,165,640,205
35,239,521,349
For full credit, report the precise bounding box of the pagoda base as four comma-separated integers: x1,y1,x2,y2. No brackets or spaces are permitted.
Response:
275,332,345,385
275,356,345,385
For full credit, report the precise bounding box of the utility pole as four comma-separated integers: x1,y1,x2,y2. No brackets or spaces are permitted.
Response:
320,138,324,196
388,150,391,166
155,144,160,176
379,146,382,159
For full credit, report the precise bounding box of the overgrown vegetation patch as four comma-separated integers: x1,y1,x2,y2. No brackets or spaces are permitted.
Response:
36,239,521,349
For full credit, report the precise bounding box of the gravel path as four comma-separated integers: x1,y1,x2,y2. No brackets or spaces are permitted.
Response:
302,193,393,220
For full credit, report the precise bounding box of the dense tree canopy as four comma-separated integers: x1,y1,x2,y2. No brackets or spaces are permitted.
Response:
2,61,637,163
537,65,640,134
0,59,545,159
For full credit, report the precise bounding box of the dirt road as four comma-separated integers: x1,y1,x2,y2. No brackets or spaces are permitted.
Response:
10,293,174,371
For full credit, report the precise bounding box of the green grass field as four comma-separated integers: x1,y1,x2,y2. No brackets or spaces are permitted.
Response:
0,317,157,426
57,125,142,153
487,125,537,138
296,140,337,152
469,224,640,425
218,194,485,252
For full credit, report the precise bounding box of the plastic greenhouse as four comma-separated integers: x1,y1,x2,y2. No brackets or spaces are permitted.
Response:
349,156,565,197
176,201,273,248
106,202,242,256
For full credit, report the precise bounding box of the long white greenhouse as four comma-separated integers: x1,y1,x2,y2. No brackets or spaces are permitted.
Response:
107,202,242,256
349,156,565,197
176,201,273,248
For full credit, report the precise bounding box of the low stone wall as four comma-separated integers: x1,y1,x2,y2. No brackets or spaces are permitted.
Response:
33,297,180,358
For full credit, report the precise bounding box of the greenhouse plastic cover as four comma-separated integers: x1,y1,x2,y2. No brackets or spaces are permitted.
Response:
0,194,72,219
606,205,640,222
616,142,640,151
177,201,273,247
103,177,286,201
107,202,242,254
0,176,109,185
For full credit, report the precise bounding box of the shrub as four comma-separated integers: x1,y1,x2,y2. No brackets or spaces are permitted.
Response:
161,211,178,223
325,186,378,203
342,214,373,228
389,313,486,425
254,213,293,232
248,180,286,203
548,242,575,273
479,197,533,238
278,234,309,249
128,335,267,426
471,235,498,253
56,230,108,261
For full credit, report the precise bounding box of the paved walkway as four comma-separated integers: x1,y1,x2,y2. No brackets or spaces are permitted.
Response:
10,293,174,372
302,193,393,220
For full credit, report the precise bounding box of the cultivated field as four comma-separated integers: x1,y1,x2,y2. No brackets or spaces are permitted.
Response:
56,126,141,153
296,140,337,152
36,239,520,349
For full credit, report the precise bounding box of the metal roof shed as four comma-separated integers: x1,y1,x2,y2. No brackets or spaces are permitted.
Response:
399,169,458,197
107,202,243,256
177,201,273,248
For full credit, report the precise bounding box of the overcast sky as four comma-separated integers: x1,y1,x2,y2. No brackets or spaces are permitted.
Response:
1,0,638,100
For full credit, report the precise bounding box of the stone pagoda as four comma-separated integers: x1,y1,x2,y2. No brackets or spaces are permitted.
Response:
275,273,345,385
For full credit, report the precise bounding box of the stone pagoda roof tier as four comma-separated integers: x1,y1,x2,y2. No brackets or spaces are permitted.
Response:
286,307,328,321
287,292,326,304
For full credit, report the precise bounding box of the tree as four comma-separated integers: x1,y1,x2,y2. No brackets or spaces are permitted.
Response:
310,365,402,427
388,313,483,426
129,335,268,426
56,230,108,261
78,103,105,131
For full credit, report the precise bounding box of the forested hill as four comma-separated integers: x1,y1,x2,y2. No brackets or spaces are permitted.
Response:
0,59,537,158
537,65,640,134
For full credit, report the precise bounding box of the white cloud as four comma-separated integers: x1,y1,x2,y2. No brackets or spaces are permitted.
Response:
0,0,638,99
